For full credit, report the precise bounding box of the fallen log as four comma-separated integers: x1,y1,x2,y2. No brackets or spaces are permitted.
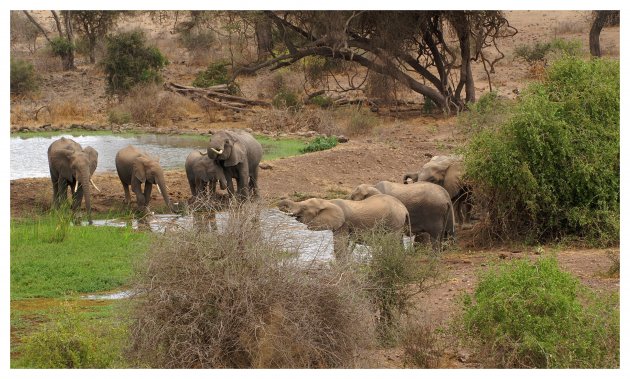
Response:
165,82,271,108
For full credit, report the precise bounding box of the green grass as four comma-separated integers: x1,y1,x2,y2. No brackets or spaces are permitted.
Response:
257,135,308,161
11,212,150,299
299,136,338,153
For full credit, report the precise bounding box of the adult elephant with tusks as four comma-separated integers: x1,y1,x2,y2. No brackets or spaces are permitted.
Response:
115,145,175,213
205,129,263,198
48,137,100,224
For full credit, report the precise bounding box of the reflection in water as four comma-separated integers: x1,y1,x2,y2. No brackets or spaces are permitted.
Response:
90,209,335,262
11,133,207,180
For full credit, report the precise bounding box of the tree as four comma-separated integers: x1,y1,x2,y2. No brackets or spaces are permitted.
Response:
589,10,619,57
72,11,121,64
23,10,76,70
234,11,516,113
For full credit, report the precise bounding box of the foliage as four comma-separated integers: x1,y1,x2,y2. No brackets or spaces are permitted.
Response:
10,213,149,299
192,60,240,94
14,302,128,368
71,11,121,63
299,136,338,153
460,257,619,368
459,91,514,133
272,89,302,111
49,36,75,58
400,320,447,368
107,108,132,124
514,38,582,63
101,30,168,96
464,57,619,245
10,58,39,95
361,231,441,344
309,95,333,108
127,202,375,368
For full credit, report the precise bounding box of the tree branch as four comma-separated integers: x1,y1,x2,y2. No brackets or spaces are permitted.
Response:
22,11,52,44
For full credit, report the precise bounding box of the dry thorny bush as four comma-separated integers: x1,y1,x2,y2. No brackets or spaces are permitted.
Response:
127,200,376,368
250,107,341,136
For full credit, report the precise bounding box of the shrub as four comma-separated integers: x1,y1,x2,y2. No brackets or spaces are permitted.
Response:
459,91,514,133
108,108,132,125
346,108,378,136
49,36,75,58
514,38,583,64
101,30,168,96
127,202,375,368
401,320,447,368
272,89,302,111
10,58,39,95
464,57,619,245
310,95,333,109
300,136,338,153
460,257,619,368
15,303,127,368
192,60,239,94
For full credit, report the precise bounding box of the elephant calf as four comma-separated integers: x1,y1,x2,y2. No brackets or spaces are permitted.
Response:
278,195,410,259
350,181,454,252
403,155,473,226
185,150,228,200
115,145,174,212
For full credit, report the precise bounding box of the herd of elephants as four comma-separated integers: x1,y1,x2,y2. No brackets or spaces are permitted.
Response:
47,129,472,254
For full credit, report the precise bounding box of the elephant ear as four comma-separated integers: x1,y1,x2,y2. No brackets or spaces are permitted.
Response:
309,200,345,231
223,132,244,167
84,147,98,176
133,159,147,183
443,161,463,197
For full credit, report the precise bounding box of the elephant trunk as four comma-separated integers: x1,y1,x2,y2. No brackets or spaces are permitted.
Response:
79,170,92,224
403,172,419,183
156,173,174,212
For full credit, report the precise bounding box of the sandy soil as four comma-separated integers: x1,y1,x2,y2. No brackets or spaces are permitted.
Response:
9,10,620,368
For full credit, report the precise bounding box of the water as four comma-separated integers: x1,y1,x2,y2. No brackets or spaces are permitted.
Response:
10,133,207,180
90,209,336,262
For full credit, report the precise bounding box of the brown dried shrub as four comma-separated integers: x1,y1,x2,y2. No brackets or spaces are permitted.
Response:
251,108,341,136
127,201,375,368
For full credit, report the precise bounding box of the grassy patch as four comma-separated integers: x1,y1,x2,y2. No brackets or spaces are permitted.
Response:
299,136,338,153
257,135,307,161
11,212,150,299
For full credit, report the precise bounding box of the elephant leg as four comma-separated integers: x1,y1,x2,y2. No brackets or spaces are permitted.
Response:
189,178,197,198
453,198,463,226
57,178,68,205
224,170,235,196
250,167,259,198
332,231,351,261
236,164,249,198
121,181,132,206
132,184,146,210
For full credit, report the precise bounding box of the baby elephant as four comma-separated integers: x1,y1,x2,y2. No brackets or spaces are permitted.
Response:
350,181,454,252
185,151,228,199
278,195,410,259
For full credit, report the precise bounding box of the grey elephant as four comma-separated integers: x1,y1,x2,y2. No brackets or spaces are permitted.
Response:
403,155,472,226
47,137,100,224
185,150,228,199
115,145,174,212
206,129,263,198
278,195,410,258
350,181,454,252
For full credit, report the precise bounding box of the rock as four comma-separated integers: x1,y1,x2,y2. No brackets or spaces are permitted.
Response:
245,128,254,133
336,135,349,143
259,163,273,170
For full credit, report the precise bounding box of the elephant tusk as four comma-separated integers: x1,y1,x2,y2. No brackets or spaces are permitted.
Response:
156,185,162,195
90,178,101,192
210,148,223,155
199,150,207,156
74,181,79,192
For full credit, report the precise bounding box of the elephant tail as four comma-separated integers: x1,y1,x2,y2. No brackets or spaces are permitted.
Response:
404,212,412,238
444,200,456,242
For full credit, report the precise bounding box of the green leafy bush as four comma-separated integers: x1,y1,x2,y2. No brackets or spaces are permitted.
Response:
459,91,514,133
272,89,302,111
10,58,38,95
309,94,333,108
192,60,239,94
460,257,619,368
101,30,168,96
464,57,619,245
49,36,75,58
514,38,582,63
300,136,338,153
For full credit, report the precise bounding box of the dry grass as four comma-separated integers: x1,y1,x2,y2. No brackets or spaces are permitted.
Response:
553,20,586,35
401,319,449,368
127,201,376,368
250,107,341,136
49,98,91,123
111,84,204,126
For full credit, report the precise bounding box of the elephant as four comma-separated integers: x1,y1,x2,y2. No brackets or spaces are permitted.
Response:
47,137,100,224
278,194,411,259
185,150,228,199
403,155,473,226
115,145,174,212
350,180,454,252
206,129,263,198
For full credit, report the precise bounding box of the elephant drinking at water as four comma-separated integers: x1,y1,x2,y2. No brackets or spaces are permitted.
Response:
185,150,228,200
206,129,263,198
115,145,174,212
47,137,100,224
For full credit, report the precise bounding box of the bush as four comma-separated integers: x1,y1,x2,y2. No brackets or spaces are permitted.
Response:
10,58,39,95
49,36,75,58
272,89,302,111
300,136,338,153
192,60,239,94
459,91,514,133
127,202,375,368
460,257,619,368
101,30,168,96
15,303,127,368
346,108,378,136
464,57,619,245
309,95,333,109
108,108,132,125
514,38,582,64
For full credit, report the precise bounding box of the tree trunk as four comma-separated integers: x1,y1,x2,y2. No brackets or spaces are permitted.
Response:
590,12,607,57
255,16,274,61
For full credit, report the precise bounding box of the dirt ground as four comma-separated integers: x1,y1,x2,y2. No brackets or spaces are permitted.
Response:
9,10,620,368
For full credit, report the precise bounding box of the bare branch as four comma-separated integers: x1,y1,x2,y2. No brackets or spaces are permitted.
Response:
22,11,52,44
